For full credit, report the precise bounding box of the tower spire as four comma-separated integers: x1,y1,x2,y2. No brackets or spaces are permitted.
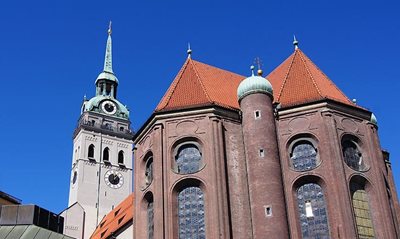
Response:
104,21,113,73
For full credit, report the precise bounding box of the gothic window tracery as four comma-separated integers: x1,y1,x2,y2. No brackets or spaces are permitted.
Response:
175,143,202,174
342,140,365,171
297,183,330,239
178,186,206,239
290,141,318,171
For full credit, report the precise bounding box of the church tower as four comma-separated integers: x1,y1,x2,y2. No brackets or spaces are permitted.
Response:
63,23,133,239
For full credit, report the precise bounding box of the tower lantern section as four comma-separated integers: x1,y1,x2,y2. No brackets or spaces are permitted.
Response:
237,67,289,238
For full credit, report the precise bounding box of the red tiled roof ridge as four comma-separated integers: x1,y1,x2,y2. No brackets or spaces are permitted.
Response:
300,49,353,104
276,49,297,102
298,49,324,98
189,59,213,103
156,58,191,111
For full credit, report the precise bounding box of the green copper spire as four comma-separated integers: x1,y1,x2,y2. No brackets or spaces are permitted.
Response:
96,21,118,84
104,21,113,73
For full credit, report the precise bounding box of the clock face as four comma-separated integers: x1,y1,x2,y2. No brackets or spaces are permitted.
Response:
101,100,117,115
104,170,124,189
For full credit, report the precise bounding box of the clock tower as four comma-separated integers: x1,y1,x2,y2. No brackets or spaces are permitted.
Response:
62,23,133,239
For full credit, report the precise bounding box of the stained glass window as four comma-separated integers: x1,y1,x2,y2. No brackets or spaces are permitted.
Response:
147,200,154,239
176,144,202,174
178,186,206,239
351,183,375,239
297,183,330,239
291,142,318,171
343,141,364,171
145,157,153,185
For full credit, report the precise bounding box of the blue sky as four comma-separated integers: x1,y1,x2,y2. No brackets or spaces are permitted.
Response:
0,0,399,213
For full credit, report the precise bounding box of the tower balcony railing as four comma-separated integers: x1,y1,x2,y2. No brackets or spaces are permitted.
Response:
73,120,134,140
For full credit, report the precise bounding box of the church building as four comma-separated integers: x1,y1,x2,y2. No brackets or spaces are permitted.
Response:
64,25,400,239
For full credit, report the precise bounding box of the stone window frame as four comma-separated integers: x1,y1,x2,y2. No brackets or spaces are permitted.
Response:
171,139,205,175
341,134,369,172
118,150,125,165
287,134,321,172
142,191,154,239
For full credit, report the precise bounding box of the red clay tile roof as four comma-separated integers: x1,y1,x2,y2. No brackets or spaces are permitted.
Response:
155,58,245,112
156,49,355,113
90,194,134,239
267,48,355,108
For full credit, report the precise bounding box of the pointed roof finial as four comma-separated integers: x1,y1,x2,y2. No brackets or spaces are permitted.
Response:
254,57,263,76
187,43,192,58
108,21,112,35
250,65,255,76
103,22,113,73
293,35,299,50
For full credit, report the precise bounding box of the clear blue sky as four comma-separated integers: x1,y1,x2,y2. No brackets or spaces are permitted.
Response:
0,0,399,213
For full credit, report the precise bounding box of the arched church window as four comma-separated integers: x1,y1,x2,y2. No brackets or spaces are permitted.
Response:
145,156,153,185
178,186,206,239
147,195,154,239
290,141,318,171
118,151,124,165
175,143,202,174
103,148,110,162
350,181,375,238
342,140,365,171
297,183,330,238
88,144,95,158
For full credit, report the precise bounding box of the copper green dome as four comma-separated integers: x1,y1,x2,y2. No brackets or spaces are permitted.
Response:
237,71,273,101
370,113,378,125
83,95,129,119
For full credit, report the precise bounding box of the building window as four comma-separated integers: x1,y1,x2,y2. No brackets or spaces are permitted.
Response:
118,151,124,165
297,183,330,238
145,156,153,185
264,205,272,217
88,144,95,158
103,148,110,162
254,110,261,119
178,186,206,239
147,198,154,239
175,143,202,174
350,182,375,238
259,149,265,158
342,140,365,171
290,141,318,171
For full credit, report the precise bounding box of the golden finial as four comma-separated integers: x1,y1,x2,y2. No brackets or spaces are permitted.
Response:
108,21,112,35
187,42,192,58
254,57,263,76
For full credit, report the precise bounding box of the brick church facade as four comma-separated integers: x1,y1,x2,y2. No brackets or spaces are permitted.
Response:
131,43,400,238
